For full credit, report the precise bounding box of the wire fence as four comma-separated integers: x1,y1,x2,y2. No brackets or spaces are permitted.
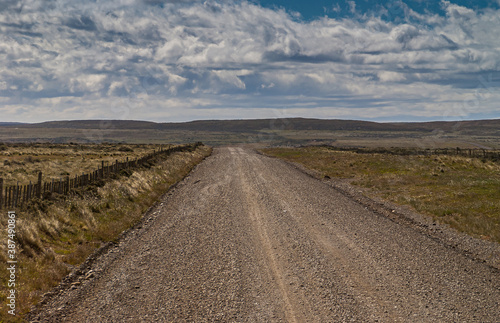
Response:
323,146,500,161
0,142,202,209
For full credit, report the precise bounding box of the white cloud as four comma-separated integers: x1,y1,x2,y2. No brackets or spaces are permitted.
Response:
212,70,250,90
442,0,476,20
378,71,406,82
347,1,356,14
0,0,499,123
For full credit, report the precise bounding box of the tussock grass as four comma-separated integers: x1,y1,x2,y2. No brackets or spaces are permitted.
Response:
0,145,211,320
0,143,168,186
262,146,500,244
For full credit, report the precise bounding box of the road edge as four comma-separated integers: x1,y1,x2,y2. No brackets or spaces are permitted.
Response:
257,149,500,271
25,149,213,322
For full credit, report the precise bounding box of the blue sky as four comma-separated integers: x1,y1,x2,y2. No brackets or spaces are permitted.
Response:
257,0,499,21
1,0,500,123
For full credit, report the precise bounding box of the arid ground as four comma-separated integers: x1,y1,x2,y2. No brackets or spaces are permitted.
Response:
29,147,499,322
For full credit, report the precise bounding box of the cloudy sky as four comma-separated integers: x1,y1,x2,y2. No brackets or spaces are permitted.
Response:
1,0,499,123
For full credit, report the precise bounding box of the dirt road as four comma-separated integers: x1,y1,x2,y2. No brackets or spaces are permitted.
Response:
31,147,499,322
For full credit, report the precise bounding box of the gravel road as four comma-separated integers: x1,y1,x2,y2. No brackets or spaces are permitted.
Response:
30,147,500,322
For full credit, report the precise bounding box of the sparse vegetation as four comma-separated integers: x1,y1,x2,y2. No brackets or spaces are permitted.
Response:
262,146,500,243
0,143,168,187
0,143,212,320
1,118,500,147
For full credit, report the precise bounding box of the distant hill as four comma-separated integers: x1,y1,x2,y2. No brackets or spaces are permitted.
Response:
18,120,162,130
2,118,499,147
9,118,500,134
0,122,26,126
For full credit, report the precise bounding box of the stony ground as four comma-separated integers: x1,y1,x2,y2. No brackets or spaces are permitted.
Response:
29,147,500,322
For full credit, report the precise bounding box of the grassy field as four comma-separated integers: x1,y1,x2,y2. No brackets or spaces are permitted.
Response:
0,127,256,146
0,143,212,320
0,143,170,187
262,146,500,244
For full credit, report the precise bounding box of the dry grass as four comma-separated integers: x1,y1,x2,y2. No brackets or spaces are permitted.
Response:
0,144,212,320
262,146,500,244
0,143,169,187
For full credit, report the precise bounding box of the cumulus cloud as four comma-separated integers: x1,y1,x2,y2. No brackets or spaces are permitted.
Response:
347,1,356,14
0,0,499,123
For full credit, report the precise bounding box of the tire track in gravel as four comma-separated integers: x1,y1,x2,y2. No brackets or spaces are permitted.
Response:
237,148,393,321
238,162,301,323
29,147,500,322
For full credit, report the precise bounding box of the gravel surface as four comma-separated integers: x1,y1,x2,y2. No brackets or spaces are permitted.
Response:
29,147,500,322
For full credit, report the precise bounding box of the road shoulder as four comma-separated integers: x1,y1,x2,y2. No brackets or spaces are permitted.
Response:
260,150,500,271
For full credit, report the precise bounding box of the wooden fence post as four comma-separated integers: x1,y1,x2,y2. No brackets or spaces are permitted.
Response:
12,184,15,208
0,178,3,208
37,172,42,198
7,186,14,207
21,185,25,207
17,185,21,208
14,182,18,208
28,181,32,204
18,184,22,207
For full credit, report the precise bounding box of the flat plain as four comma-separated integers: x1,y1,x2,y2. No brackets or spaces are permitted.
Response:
2,118,500,321
1,118,500,147
29,147,500,322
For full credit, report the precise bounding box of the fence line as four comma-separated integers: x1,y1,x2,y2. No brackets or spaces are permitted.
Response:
1,143,202,209
323,146,500,160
